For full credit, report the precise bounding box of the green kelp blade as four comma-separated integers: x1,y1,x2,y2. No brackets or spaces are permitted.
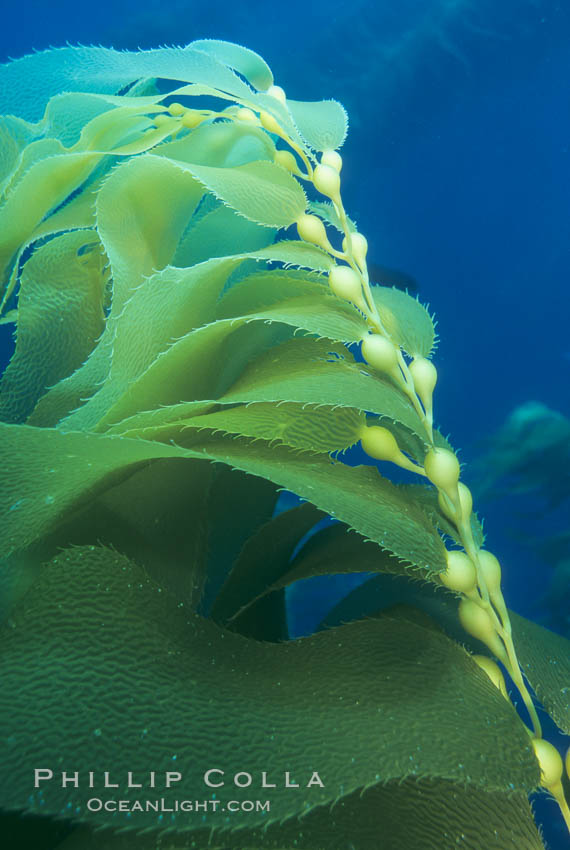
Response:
71,102,160,153
156,120,276,169
229,524,430,627
173,402,365,453
190,39,274,91
226,293,366,342
30,254,332,429
0,546,538,835
18,458,277,623
28,155,208,427
287,97,348,152
2,137,63,200
0,46,256,121
0,551,41,626
225,514,472,630
186,436,448,572
210,502,325,625
44,249,350,433
0,115,39,193
0,232,106,424
372,286,436,358
220,337,428,442
237,780,543,850
84,302,367,432
99,334,431,458
215,268,331,317
1,100,212,317
0,424,186,558
0,150,102,298
197,466,280,624
1,174,103,323
174,201,276,268
32,457,217,613
46,780,546,850
103,401,220,437
102,399,386,458
510,610,570,734
174,159,307,228
96,154,205,307
41,90,133,147
17,169,99,240
319,573,471,643
0,424,443,571
59,257,246,432
251,240,334,272
0,309,16,324
0,45,333,163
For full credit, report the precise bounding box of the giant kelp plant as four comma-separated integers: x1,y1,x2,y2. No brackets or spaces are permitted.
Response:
0,41,569,850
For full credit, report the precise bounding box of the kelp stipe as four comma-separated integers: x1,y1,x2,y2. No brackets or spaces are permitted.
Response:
0,40,568,850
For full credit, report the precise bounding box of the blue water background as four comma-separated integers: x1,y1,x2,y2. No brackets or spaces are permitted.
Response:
1,2,569,846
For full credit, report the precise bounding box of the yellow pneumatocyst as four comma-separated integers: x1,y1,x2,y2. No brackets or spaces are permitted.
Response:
342,232,368,267
458,598,495,643
458,599,507,663
321,150,342,172
328,265,362,302
168,102,185,116
532,738,563,789
361,333,399,374
181,110,204,129
260,110,282,135
359,425,401,463
440,550,477,594
236,107,258,122
274,149,299,174
409,356,437,400
266,84,286,103
477,550,502,594
297,214,329,249
424,447,460,492
313,163,341,201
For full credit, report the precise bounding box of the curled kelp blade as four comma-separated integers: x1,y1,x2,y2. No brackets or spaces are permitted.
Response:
0,44,347,157
189,39,274,91
0,105,275,310
0,458,281,627
212,506,479,639
0,69,336,315
96,331,429,458
60,301,368,431
0,546,538,837
0,47,258,120
26,255,343,431
0,232,107,424
0,425,446,573
210,501,327,625
215,521,431,631
0,149,102,299
216,336,435,457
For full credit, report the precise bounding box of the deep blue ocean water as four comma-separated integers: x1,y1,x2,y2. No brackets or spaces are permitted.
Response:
1,2,569,847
